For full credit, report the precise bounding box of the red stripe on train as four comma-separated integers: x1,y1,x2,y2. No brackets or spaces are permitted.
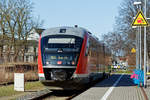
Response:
75,33,88,74
38,35,44,74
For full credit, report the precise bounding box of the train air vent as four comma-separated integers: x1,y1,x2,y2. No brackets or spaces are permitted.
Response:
60,29,66,33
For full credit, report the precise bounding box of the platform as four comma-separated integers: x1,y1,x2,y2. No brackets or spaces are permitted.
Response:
72,74,149,100
144,79,150,100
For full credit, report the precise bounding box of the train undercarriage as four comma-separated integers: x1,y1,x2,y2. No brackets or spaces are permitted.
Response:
40,68,107,90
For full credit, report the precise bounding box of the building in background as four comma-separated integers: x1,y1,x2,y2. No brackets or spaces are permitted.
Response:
24,28,45,62
0,28,45,63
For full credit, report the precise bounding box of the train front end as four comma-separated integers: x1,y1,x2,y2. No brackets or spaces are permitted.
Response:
38,27,89,87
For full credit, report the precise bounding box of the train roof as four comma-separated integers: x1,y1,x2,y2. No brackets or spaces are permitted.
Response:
41,26,89,38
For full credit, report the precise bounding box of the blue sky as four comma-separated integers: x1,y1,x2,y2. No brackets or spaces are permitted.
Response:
32,0,123,39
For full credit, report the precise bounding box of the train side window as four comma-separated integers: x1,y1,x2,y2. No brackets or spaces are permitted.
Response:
85,37,89,56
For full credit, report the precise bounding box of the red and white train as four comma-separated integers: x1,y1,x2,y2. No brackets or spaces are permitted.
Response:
38,26,111,88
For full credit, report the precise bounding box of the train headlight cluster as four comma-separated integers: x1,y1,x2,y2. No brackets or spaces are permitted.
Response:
46,60,76,65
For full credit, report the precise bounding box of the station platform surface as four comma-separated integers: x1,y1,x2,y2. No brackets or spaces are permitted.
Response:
72,74,150,100
144,79,150,100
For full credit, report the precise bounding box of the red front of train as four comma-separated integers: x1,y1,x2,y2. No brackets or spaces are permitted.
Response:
38,26,110,87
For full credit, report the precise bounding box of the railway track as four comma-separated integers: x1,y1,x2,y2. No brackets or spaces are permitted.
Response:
16,88,86,100
43,89,84,100
16,85,90,100
16,89,52,100
16,78,104,100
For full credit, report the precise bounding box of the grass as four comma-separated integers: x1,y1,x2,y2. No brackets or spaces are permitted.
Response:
111,69,132,74
0,85,21,97
0,81,44,97
25,81,44,90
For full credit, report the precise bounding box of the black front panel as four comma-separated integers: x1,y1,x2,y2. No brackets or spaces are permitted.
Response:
44,53,78,66
41,35,83,66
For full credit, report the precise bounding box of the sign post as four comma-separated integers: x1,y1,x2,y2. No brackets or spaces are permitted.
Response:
131,10,149,87
144,0,147,88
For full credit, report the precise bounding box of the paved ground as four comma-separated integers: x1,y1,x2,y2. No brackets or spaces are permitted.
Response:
107,74,144,100
72,74,145,100
144,79,150,100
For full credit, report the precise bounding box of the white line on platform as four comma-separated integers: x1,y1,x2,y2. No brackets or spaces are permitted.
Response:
100,74,124,100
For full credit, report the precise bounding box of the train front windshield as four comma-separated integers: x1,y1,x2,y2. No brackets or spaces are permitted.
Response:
41,35,83,66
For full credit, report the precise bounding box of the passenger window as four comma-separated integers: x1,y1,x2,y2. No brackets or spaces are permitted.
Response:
85,38,89,56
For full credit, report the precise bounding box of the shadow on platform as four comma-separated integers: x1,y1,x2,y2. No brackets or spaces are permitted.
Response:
94,74,136,88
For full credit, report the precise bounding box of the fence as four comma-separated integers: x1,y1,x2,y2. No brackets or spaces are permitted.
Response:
0,63,38,85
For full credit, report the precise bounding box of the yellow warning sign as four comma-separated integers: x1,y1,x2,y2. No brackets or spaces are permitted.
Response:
131,10,149,26
131,48,136,53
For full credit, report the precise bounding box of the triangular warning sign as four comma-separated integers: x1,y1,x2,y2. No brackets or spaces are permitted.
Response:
131,10,149,26
131,48,136,53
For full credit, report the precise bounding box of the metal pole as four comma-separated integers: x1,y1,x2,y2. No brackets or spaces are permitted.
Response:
147,53,149,73
134,2,141,70
140,26,142,70
139,4,142,70
136,27,139,69
144,27,147,88
138,26,140,69
138,4,141,70
144,0,147,88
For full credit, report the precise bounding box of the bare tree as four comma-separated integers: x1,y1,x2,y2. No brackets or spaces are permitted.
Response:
101,0,150,66
102,32,128,56
102,0,148,56
0,0,43,62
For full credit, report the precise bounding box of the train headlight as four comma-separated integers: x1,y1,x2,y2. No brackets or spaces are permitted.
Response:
72,61,75,65
57,61,62,65
46,61,49,65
